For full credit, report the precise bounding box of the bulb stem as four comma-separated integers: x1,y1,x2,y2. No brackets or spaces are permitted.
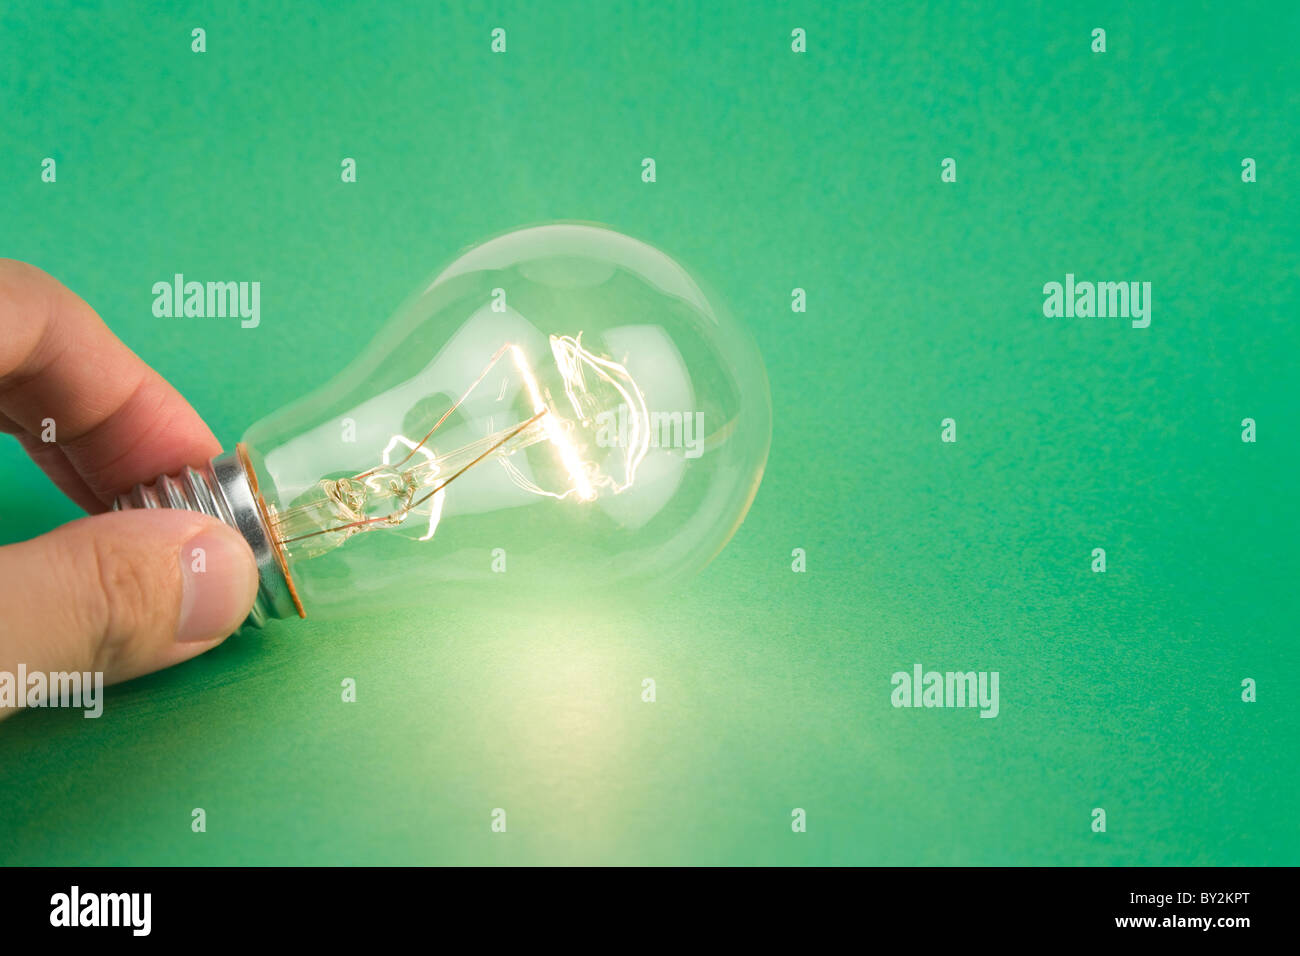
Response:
112,450,298,629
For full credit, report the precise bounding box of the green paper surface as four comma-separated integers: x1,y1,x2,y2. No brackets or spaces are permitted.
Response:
0,0,1296,865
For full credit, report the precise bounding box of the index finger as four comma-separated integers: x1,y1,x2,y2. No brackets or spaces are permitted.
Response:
0,259,221,511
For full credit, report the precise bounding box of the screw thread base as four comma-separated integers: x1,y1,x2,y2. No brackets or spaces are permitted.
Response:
112,451,297,628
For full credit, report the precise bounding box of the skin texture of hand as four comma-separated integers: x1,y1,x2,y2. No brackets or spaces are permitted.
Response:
0,259,258,719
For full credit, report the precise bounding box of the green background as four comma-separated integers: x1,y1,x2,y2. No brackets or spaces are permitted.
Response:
1,0,1296,865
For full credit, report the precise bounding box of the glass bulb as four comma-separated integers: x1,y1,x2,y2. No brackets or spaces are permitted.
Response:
121,223,771,623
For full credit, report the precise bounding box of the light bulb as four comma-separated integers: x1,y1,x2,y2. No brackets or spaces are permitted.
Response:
115,223,772,626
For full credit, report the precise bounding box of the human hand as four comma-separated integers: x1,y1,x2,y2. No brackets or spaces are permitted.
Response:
0,260,257,719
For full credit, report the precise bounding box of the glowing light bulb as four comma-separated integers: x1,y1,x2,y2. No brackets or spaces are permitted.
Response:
116,223,772,626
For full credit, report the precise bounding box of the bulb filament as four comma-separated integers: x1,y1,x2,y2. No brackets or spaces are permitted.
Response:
267,335,647,557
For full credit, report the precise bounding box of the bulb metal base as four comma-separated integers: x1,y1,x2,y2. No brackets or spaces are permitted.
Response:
112,451,297,629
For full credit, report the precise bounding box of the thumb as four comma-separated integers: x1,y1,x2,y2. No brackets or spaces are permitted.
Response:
0,509,258,706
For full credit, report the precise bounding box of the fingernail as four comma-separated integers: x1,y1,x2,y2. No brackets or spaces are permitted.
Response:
177,527,258,642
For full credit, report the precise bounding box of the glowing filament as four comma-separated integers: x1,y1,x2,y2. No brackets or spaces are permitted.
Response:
272,334,647,554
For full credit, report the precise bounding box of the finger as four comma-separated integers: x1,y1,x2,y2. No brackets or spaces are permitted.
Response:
0,509,257,719
0,259,221,510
